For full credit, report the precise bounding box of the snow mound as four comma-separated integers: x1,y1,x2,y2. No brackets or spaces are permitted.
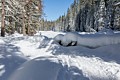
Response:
54,34,64,42
0,39,5,44
39,36,51,48
61,32,78,46
54,32,120,48
97,29,114,35
8,57,88,80
12,32,23,37
38,31,65,38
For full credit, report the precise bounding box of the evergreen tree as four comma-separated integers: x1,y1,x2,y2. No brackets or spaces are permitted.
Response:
113,1,120,30
52,0,120,32
0,0,43,36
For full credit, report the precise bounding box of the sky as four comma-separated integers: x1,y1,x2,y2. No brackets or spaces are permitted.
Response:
43,0,74,21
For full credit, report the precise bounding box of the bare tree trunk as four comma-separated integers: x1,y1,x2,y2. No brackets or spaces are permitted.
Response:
1,0,5,37
27,15,30,35
22,13,26,36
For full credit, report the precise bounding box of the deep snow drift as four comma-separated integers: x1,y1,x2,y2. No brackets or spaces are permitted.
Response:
0,31,120,80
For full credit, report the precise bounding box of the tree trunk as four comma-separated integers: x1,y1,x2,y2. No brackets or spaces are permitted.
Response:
27,15,30,35
22,13,26,36
1,0,5,37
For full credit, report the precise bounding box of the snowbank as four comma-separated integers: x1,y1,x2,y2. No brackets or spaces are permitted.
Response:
38,31,65,38
97,28,114,35
48,41,120,80
54,34,64,42
77,33,120,48
54,32,120,48
61,32,78,46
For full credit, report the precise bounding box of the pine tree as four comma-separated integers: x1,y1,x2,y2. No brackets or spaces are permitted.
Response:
113,1,120,30
98,0,107,30
53,0,120,32
0,0,43,36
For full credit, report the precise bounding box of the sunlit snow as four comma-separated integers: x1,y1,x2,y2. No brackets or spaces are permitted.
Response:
0,31,120,80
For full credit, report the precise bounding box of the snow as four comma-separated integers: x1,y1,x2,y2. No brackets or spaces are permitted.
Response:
36,31,65,38
0,39,5,44
114,2,120,6
0,31,120,80
54,34,64,42
97,28,114,34
48,43,120,80
0,65,5,77
61,32,78,46
54,31,120,48
8,57,63,80
0,35,28,80
8,57,89,80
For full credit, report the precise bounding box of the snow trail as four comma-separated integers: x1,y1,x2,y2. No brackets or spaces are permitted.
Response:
0,31,120,80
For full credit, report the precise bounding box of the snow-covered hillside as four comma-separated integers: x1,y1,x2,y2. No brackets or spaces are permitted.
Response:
0,31,120,80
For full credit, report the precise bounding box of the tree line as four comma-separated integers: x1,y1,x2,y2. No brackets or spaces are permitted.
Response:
47,0,120,32
0,0,120,37
0,0,43,37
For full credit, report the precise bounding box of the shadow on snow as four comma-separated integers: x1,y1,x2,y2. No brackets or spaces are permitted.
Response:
0,43,27,80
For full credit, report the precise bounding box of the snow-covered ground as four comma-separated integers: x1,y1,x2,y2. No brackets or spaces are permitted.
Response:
0,31,120,80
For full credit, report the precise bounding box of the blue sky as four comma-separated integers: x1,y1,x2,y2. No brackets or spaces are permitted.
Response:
43,0,74,21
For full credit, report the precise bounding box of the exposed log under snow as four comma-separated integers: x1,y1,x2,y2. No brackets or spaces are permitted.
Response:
54,32,120,48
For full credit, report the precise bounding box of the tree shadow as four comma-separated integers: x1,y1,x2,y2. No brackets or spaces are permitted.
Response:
3,36,25,43
57,65,89,80
0,43,27,80
8,56,89,80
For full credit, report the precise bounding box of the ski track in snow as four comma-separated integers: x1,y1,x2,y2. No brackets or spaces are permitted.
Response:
0,31,120,80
